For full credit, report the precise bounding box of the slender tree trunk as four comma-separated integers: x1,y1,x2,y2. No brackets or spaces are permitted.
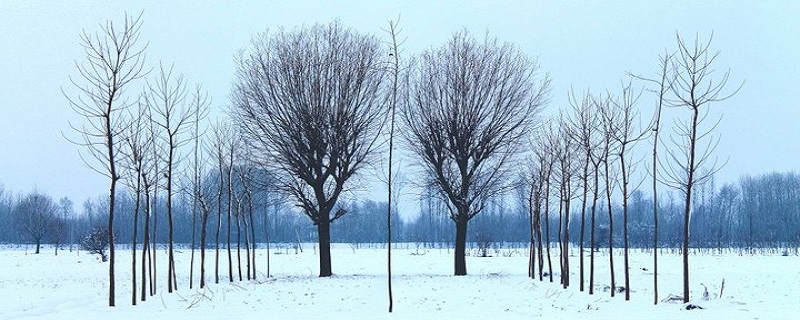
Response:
200,209,208,288
215,169,222,284
227,166,234,283
248,197,256,278
589,164,600,295
579,160,589,292
166,150,175,293
142,184,151,301
536,195,544,281
244,205,251,280
604,157,615,297
108,176,117,307
683,107,700,303
236,207,243,281
563,183,571,289
152,181,158,296
132,183,140,306
190,196,196,289
557,192,564,285
528,184,536,279
544,180,553,282
621,153,631,301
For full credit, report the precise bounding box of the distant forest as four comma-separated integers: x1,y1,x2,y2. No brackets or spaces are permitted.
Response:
2,169,798,252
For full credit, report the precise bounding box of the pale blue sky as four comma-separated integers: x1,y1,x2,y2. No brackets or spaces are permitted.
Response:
1,1,798,209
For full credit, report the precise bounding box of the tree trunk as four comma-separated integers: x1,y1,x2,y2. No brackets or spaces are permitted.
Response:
589,165,600,295
236,209,242,281
132,186,140,306
200,211,208,288
318,218,333,277
152,187,158,296
453,216,468,276
621,154,631,301
544,181,553,282
604,157,615,297
35,241,41,254
167,161,175,293
189,199,196,289
682,107,700,303
141,187,150,301
248,200,256,278
580,160,589,292
108,176,117,307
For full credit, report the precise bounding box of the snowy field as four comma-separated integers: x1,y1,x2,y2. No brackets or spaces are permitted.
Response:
0,244,797,319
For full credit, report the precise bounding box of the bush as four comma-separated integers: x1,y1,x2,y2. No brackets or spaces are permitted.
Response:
81,227,109,262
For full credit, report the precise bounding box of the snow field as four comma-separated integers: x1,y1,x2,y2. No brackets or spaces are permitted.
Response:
0,244,797,319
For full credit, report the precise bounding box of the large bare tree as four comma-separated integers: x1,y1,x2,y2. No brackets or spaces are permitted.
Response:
65,13,147,307
231,21,388,277
402,31,549,276
662,34,739,303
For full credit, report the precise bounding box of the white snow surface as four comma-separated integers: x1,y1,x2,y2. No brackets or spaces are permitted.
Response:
0,244,797,319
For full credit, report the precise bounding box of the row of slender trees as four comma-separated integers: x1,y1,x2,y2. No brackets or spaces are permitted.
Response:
521,34,739,304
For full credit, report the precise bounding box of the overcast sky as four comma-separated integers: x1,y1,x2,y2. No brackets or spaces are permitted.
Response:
1,1,798,210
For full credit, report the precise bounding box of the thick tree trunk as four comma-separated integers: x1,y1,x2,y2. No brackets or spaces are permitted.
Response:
454,216,468,276
35,241,41,254
318,218,333,277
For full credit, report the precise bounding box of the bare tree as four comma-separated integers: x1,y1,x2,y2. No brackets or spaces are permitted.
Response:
147,63,195,293
403,31,549,275
586,94,607,295
208,121,232,283
13,192,57,254
662,33,739,303
55,197,73,255
64,12,147,307
609,82,648,301
231,21,388,277
629,49,675,304
187,86,210,289
566,90,598,292
120,100,152,305
537,128,557,282
598,96,620,297
553,117,577,289
383,17,406,313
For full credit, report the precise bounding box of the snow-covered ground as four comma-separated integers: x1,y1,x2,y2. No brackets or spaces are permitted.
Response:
0,244,797,319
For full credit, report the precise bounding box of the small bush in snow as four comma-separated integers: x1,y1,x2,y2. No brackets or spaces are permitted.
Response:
80,227,109,262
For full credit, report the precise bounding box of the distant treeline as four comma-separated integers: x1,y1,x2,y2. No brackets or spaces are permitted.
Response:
1,170,799,251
